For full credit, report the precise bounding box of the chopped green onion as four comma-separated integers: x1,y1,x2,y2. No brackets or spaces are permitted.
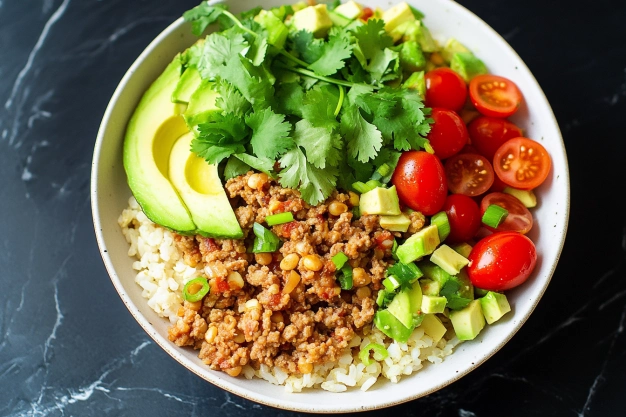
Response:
338,265,353,290
359,343,389,366
252,222,281,253
365,179,383,189
391,239,399,260
482,204,509,228
331,252,349,270
265,212,294,226
371,163,392,182
351,206,361,219
386,262,423,284
352,181,371,194
376,289,394,307
430,211,451,241
383,275,401,292
183,277,210,302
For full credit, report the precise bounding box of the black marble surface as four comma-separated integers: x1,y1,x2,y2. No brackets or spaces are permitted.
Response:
1,0,625,416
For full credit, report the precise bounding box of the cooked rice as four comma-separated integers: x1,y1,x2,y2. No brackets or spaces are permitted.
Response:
119,196,460,392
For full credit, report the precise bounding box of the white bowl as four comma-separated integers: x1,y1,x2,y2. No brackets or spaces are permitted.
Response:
91,0,570,412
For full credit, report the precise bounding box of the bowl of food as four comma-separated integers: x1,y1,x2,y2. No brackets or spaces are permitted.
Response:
91,0,569,412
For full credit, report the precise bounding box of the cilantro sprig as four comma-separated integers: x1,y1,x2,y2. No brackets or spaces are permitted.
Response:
182,3,433,205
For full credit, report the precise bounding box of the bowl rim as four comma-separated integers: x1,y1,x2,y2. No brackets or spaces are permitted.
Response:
91,1,570,412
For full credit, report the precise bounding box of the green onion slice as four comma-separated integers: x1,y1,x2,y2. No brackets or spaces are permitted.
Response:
430,211,451,241
359,343,389,366
351,206,361,219
371,163,392,182
331,252,349,270
382,275,401,292
338,264,353,290
252,222,281,253
183,277,210,302
482,204,509,228
376,289,394,307
265,212,294,226
386,262,423,284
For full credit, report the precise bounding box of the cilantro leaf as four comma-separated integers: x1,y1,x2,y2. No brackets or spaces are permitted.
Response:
291,30,324,63
301,85,340,130
340,104,382,163
273,81,304,117
198,31,247,79
214,79,251,117
245,107,293,160
224,155,251,180
308,32,353,76
183,3,226,36
234,153,276,176
191,113,249,164
292,119,341,169
352,19,400,84
247,36,268,66
279,147,338,205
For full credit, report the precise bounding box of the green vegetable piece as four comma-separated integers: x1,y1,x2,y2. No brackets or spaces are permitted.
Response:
387,262,423,285
376,289,395,307
183,80,221,130
420,295,447,314
254,9,289,49
474,287,490,298
332,252,349,270
351,206,361,219
396,224,440,264
482,204,509,228
379,213,411,232
419,278,441,296
252,222,281,253
328,10,352,27
451,242,473,259
359,343,389,366
383,275,401,292
400,21,437,52
419,314,447,344
374,310,413,343
338,264,353,290
430,244,469,275
402,71,426,99
265,212,294,226
450,52,488,82
292,4,333,38
480,291,511,324
441,38,470,63
449,299,486,340
386,280,423,329
172,66,202,104
399,40,426,72
503,187,537,208
430,211,451,241
183,277,210,302
382,2,416,34
335,0,363,19
359,186,401,216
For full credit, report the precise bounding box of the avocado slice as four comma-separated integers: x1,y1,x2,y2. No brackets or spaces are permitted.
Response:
450,52,488,82
382,2,416,34
451,242,473,259
441,38,470,63
359,186,401,216
449,300,486,340
254,10,289,48
430,244,470,276
172,66,202,104
123,56,195,233
419,278,441,296
421,295,447,314
503,187,537,208
479,291,511,324
169,133,243,239
396,224,440,264
402,71,425,99
183,80,221,131
386,281,423,329
334,0,363,19
292,4,333,38
419,314,447,344
398,40,426,72
379,212,411,232
374,309,413,343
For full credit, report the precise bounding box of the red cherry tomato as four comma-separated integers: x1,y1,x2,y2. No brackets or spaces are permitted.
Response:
493,137,551,190
427,108,469,160
468,116,523,160
468,231,537,291
425,68,468,112
360,7,374,20
444,153,494,197
489,175,508,193
443,194,481,243
480,192,533,234
469,75,522,118
391,151,447,216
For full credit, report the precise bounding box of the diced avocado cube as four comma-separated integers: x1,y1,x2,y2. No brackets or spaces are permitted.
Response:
292,4,333,38
452,268,474,300
419,278,441,296
420,260,451,286
451,242,473,259
359,186,401,216
254,10,289,49
328,10,352,27
421,295,447,314
379,212,411,232
430,244,470,276
399,40,426,72
382,2,416,33
183,81,220,129
291,2,308,13
401,21,437,52
480,291,511,324
386,281,423,329
396,225,440,264
441,38,470,63
449,300,485,341
451,52,488,82
172,66,202,104
503,187,537,208
402,71,425,99
419,314,447,344
374,309,413,343
334,0,363,19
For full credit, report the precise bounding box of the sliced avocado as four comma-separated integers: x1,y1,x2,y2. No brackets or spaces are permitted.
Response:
474,287,489,298
419,314,447,344
379,212,411,232
480,291,511,324
421,295,447,314
291,1,308,13
172,66,202,105
400,21,437,52
183,80,221,130
386,281,423,329
449,300,485,340
441,38,470,63
398,40,426,72
334,0,363,19
382,2,416,34
359,186,401,216
169,133,243,238
421,260,473,310
420,260,451,287
419,278,441,296
396,224,440,264
402,71,425,99
374,309,413,343
503,187,537,208
451,52,488,82
123,55,195,233
430,244,470,275
328,10,352,27
451,242,473,259
292,4,333,38
254,10,289,49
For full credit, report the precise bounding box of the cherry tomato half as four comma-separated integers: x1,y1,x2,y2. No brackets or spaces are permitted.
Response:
360,7,374,21
468,116,523,161
425,68,468,113
427,108,469,160
480,192,533,234
443,194,481,243
493,137,551,190
391,151,447,216
444,153,494,197
469,75,522,118
468,231,537,291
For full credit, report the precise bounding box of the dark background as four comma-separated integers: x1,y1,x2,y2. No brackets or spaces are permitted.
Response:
1,0,625,416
